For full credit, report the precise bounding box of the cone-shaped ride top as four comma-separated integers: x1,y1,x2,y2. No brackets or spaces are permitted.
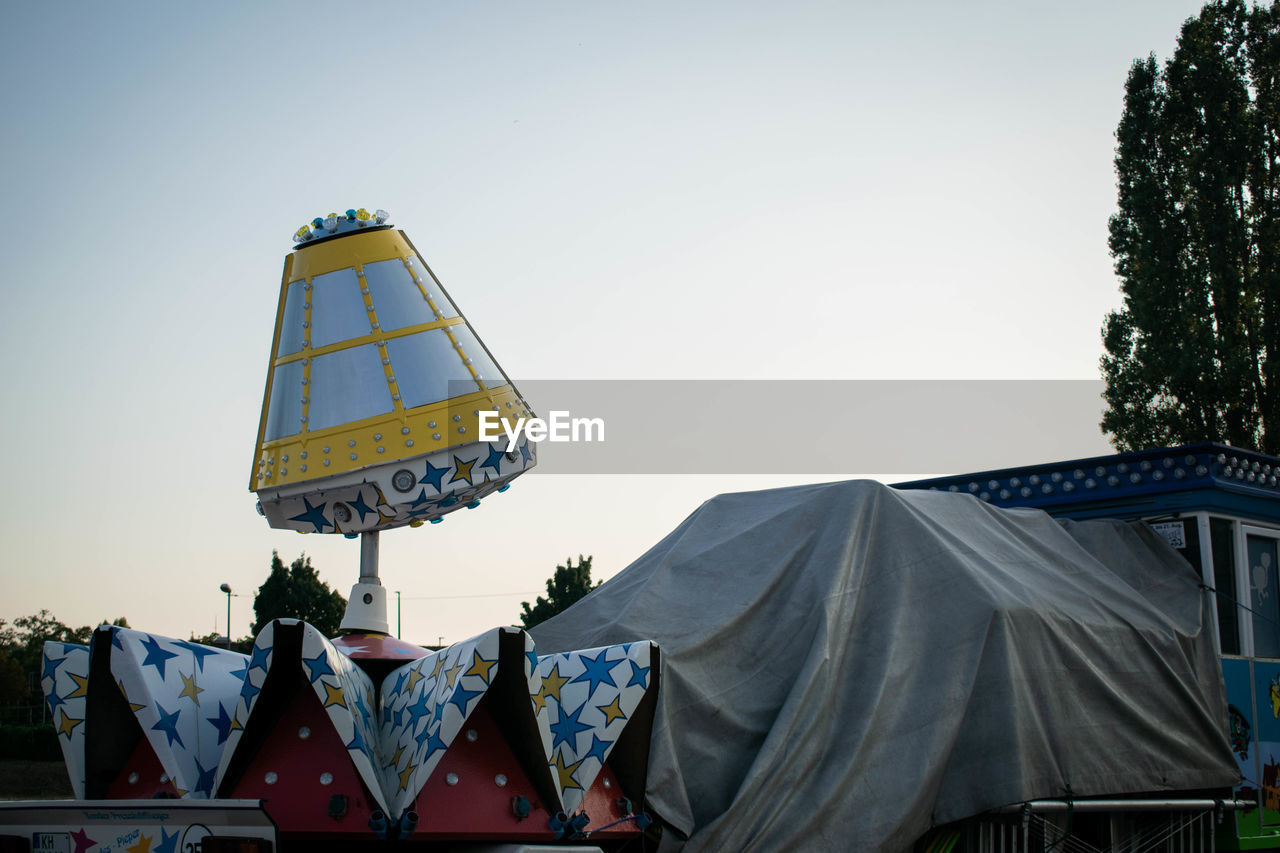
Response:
251,209,537,535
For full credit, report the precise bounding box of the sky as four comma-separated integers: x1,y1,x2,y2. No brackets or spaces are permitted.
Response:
0,0,1208,645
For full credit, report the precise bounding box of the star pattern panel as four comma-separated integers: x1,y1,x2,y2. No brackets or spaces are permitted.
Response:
377,626,543,816
214,619,388,815
536,642,654,814
101,627,249,798
41,641,90,798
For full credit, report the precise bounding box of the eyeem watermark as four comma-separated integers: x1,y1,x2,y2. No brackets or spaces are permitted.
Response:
477,410,605,452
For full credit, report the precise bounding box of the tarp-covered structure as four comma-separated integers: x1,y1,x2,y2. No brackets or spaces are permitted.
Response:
529,480,1238,852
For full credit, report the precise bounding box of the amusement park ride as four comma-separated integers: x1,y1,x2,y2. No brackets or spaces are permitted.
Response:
0,210,660,853
8,208,1280,853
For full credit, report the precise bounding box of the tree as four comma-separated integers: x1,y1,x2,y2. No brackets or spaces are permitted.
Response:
0,612,129,706
519,555,601,629
252,551,347,636
1102,0,1280,453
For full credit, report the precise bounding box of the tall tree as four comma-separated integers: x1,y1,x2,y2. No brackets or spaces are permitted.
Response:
520,555,601,629
1102,0,1280,453
252,551,347,636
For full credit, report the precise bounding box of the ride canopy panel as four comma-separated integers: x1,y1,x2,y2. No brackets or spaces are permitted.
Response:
529,479,1238,852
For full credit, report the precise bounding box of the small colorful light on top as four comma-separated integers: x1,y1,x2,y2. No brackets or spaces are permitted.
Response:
292,208,391,244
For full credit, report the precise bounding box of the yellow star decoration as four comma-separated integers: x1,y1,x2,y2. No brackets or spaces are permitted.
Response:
178,671,204,706
406,669,424,692
531,687,549,715
57,711,83,737
445,661,463,689
126,832,153,853
230,713,243,732
392,744,405,767
66,671,89,699
430,655,446,679
398,760,416,792
464,650,498,683
553,752,584,792
450,455,476,485
541,663,570,703
323,681,347,709
598,696,626,725
117,681,146,714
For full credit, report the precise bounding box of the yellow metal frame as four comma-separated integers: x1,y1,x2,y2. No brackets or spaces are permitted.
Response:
250,228,531,491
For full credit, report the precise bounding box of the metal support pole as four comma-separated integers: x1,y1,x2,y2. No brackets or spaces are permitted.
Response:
396,590,401,638
360,531,380,583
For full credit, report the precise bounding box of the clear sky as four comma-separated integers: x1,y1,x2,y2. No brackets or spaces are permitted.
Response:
0,0,1206,644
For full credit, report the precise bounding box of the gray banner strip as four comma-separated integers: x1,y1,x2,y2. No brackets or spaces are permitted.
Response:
472,380,1111,475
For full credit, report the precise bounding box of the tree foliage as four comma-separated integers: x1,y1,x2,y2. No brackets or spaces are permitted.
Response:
252,551,347,636
520,555,601,629
0,612,128,707
1102,0,1280,453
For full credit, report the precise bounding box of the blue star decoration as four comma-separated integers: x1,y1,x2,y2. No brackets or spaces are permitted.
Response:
240,677,262,708
111,628,125,650
549,700,592,753
423,459,448,492
408,488,435,512
151,702,185,748
41,651,64,683
302,649,334,683
248,643,272,675
348,491,377,524
447,683,481,716
570,649,620,697
140,635,179,680
227,658,250,682
519,438,533,465
46,689,66,716
421,724,448,759
626,659,650,689
289,497,331,533
207,703,234,746
347,724,366,754
155,828,180,853
526,648,539,676
584,733,612,764
193,757,217,796
175,641,218,673
481,443,505,475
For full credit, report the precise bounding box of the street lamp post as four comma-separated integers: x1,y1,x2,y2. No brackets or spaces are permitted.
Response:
219,583,233,649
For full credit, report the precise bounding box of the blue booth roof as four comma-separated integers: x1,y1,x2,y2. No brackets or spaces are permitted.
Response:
893,442,1280,525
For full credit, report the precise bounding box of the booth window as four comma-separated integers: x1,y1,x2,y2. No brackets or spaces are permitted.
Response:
1211,517,1240,655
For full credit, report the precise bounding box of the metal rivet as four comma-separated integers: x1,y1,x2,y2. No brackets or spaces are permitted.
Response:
402,427,410,435
446,773,459,786
349,440,356,447
372,322,380,329
388,375,396,383
429,421,437,428
324,460,331,467
406,440,414,447
350,453,358,460
466,729,479,742
382,358,390,365
299,726,311,739
300,465,307,472
433,434,441,440
453,415,461,422
603,778,611,789
374,433,382,440
280,468,287,476
494,774,508,787
301,416,308,423
301,397,308,404
377,447,385,453
392,394,400,401
128,772,139,784
300,451,308,459
160,774,169,784
458,427,466,434
265,771,278,785
320,772,333,786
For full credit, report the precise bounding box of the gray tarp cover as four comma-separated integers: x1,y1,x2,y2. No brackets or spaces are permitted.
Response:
529,480,1239,852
